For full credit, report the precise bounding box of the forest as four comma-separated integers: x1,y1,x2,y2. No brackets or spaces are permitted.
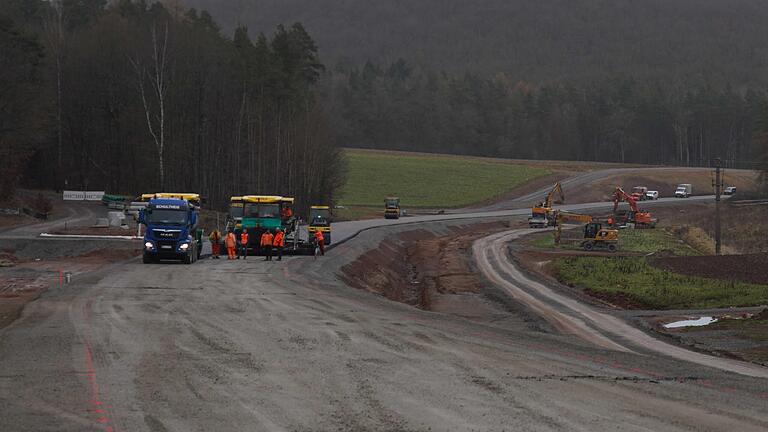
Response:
2,0,768,207
191,0,768,171
0,0,345,210
325,61,766,167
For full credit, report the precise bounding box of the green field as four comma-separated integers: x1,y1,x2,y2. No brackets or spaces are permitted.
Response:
533,228,699,256
554,257,768,309
339,150,549,208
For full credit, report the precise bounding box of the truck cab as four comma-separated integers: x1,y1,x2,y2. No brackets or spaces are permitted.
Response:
675,183,692,198
308,205,332,245
139,194,202,264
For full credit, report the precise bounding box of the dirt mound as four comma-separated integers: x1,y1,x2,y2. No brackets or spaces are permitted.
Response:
340,221,511,310
754,309,768,321
650,253,768,285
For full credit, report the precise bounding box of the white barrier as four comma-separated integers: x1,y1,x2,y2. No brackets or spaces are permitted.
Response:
63,190,105,201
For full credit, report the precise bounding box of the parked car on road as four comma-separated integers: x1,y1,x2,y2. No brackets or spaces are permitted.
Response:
645,190,659,200
724,186,736,195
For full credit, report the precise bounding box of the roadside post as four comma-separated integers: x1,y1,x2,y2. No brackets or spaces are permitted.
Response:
713,157,722,255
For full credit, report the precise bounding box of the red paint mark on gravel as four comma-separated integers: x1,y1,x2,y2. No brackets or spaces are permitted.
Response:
83,298,117,431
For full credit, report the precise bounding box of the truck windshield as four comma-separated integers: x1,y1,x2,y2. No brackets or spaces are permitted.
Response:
385,200,399,209
229,205,244,219
147,209,187,225
244,204,280,218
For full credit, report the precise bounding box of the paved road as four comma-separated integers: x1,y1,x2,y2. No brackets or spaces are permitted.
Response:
331,194,717,247
0,201,110,239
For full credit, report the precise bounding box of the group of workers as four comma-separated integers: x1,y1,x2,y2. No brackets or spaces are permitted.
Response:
207,227,325,261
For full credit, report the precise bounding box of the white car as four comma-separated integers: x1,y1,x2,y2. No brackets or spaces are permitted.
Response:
645,190,659,200
724,186,736,195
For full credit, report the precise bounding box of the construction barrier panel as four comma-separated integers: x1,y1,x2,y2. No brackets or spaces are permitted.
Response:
63,190,105,201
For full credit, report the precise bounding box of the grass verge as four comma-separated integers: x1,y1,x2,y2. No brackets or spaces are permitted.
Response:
553,256,768,309
339,149,549,208
532,228,699,255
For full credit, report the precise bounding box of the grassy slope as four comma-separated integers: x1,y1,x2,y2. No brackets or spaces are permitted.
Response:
554,257,768,309
533,228,699,256
545,229,768,309
339,149,549,208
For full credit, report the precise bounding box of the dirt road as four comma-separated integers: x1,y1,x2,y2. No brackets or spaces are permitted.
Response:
1,170,766,431
473,228,768,378
1,218,767,431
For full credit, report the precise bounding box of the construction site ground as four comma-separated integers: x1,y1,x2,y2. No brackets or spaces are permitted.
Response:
1,170,767,431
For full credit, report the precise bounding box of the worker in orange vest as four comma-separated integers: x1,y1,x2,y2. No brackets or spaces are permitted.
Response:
238,228,249,260
607,216,614,227
209,229,221,259
273,228,285,261
313,230,325,256
281,206,293,221
224,229,237,260
261,229,274,261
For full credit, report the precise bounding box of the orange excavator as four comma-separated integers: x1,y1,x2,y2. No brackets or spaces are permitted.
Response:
612,187,658,229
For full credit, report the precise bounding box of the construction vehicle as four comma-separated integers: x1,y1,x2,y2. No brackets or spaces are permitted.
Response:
612,187,658,228
582,221,619,252
234,195,314,255
139,193,204,264
529,182,565,228
554,211,619,252
225,196,244,231
384,197,401,219
630,186,648,201
308,205,332,245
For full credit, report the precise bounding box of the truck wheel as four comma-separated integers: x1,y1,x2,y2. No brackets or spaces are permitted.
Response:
583,241,594,251
184,252,193,265
607,244,617,252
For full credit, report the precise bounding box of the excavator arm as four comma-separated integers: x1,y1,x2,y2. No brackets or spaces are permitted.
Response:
545,182,565,208
554,211,593,244
613,187,638,213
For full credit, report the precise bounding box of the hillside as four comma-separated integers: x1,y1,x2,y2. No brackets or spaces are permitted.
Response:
185,0,768,84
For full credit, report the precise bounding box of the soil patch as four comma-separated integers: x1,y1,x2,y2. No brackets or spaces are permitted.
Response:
650,253,768,285
340,221,515,313
0,247,140,330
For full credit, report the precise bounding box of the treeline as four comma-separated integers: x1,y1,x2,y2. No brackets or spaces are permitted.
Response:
326,60,768,168
0,0,344,211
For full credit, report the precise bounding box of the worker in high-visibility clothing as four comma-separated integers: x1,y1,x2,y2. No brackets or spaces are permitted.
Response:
261,230,274,261
224,229,237,260
313,230,325,256
208,229,221,259
273,227,285,261
238,228,249,260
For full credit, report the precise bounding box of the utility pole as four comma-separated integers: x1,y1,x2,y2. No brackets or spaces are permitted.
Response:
713,158,722,255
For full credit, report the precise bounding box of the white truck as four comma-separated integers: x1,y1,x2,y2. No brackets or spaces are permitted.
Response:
674,183,692,198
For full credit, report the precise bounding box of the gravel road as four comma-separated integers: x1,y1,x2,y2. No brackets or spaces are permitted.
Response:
1,170,765,431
